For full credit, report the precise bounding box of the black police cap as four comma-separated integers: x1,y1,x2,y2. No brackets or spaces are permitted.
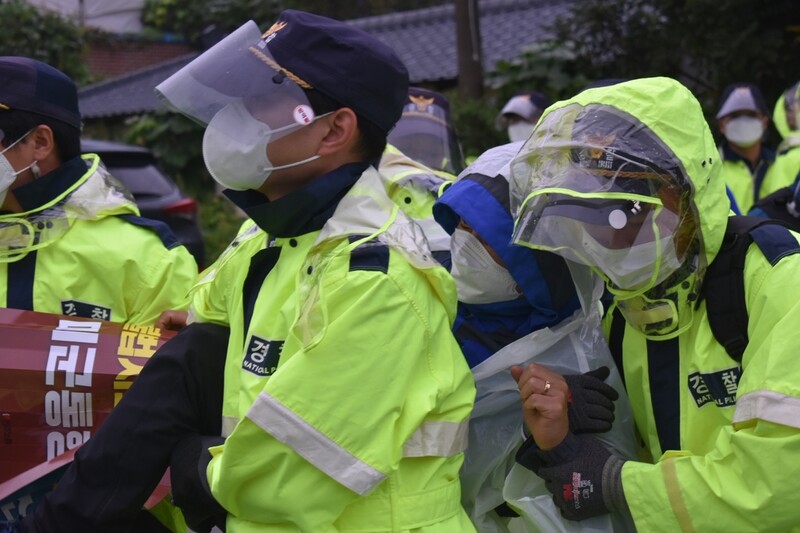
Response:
264,10,409,134
0,56,81,129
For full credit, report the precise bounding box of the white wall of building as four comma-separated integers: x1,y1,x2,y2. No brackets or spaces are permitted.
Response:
27,0,146,33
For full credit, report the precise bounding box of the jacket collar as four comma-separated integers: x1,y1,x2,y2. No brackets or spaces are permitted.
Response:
223,162,369,238
11,156,88,213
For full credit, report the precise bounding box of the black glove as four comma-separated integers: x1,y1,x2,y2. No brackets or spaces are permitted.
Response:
516,432,626,521
170,435,227,533
563,366,619,434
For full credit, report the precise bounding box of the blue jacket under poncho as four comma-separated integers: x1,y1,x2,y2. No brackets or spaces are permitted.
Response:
432,143,580,367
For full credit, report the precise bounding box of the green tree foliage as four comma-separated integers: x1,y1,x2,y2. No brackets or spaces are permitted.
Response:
472,0,800,152
140,0,447,44
445,91,506,161
552,0,800,115
489,41,589,102
290,0,446,21
125,110,244,263
448,41,590,159
141,0,284,44
140,0,448,45
0,0,90,84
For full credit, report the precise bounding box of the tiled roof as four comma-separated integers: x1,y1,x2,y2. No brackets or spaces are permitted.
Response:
79,52,198,119
350,0,572,83
79,0,572,119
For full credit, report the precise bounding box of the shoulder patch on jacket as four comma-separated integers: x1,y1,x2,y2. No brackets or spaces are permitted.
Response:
348,234,389,274
117,214,181,250
699,216,800,361
750,223,800,265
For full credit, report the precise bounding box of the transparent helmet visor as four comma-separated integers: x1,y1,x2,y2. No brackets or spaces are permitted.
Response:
155,20,315,145
509,102,697,292
388,106,465,174
515,191,682,291
509,104,689,215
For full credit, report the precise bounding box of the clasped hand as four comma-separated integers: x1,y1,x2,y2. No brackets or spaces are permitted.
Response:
511,364,619,448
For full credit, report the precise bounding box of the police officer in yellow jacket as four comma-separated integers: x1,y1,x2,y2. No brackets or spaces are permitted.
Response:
714,82,784,213
508,77,800,531
0,56,197,325
15,11,476,533
171,14,475,530
748,80,800,228
380,87,464,267
163,88,463,332
166,87,464,330
162,91,462,332
387,87,465,177
765,80,800,204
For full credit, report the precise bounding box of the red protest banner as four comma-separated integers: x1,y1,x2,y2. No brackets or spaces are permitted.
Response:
0,308,176,519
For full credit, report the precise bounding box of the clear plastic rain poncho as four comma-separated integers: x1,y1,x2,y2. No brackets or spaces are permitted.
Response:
774,80,800,152
0,154,136,263
461,264,638,533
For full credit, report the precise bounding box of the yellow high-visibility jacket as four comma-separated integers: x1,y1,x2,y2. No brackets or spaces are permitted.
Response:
0,154,196,325
192,164,476,532
718,142,781,214
551,78,800,532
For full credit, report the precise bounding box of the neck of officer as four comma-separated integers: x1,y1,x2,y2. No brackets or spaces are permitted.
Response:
261,148,366,202
1,193,23,213
729,141,762,168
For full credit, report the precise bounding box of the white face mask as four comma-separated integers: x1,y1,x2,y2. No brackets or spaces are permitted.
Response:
450,227,521,304
0,129,37,206
507,122,535,143
582,232,683,291
724,116,765,148
202,100,323,191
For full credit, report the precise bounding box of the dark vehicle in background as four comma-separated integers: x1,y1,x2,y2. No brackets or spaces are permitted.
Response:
81,139,205,268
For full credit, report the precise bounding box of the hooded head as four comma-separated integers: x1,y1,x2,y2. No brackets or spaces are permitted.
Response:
510,77,728,339
715,83,769,149
433,142,580,349
773,80,800,143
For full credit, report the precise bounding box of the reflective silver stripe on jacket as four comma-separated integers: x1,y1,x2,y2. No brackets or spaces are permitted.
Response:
402,420,469,458
733,390,800,429
246,392,386,495
221,416,239,438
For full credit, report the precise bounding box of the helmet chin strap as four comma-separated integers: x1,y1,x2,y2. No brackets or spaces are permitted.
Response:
614,255,699,339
